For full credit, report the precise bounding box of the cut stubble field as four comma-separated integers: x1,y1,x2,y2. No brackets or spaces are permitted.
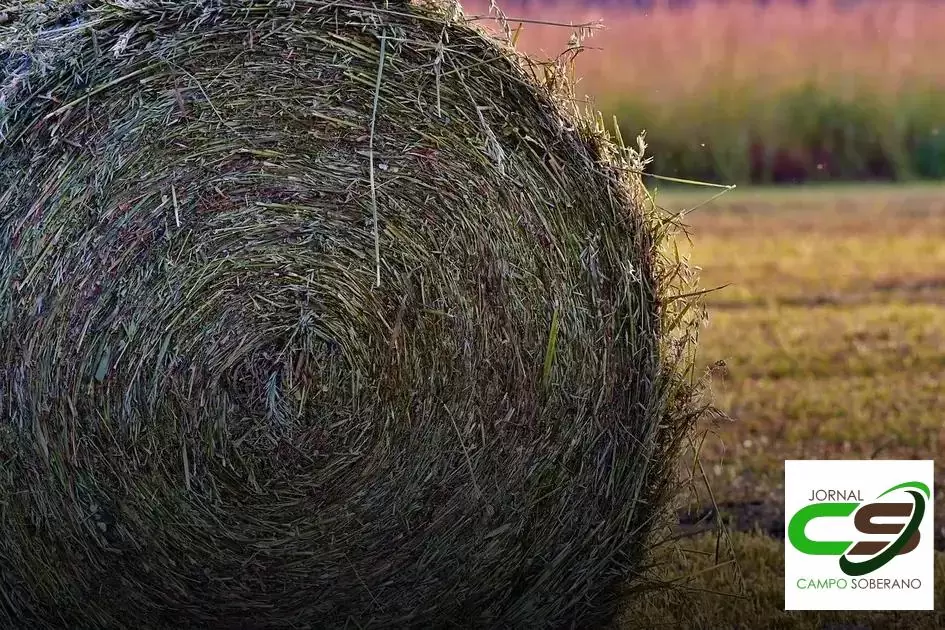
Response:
671,184,945,517
614,184,945,628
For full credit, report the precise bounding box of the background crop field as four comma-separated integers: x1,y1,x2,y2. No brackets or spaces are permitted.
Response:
464,0,945,183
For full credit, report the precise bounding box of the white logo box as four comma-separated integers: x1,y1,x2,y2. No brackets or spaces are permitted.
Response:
784,459,934,611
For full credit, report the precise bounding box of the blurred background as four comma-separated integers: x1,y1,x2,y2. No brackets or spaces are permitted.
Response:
466,0,945,185
466,1,945,624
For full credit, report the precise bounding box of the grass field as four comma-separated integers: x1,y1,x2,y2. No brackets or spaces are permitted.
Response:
665,184,945,511
614,183,945,628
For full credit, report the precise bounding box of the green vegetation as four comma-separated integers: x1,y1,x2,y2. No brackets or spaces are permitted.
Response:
473,0,945,185
610,86,945,185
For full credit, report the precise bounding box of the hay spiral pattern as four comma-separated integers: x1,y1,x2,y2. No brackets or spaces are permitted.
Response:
0,1,700,628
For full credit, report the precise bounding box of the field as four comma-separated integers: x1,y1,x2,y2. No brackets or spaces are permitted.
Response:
463,0,945,182
614,183,945,627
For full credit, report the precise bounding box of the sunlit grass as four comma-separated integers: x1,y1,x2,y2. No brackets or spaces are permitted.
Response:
670,186,945,306
700,305,945,378
651,184,945,515
646,180,945,627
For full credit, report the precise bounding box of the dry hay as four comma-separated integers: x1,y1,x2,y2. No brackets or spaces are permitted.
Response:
0,1,705,628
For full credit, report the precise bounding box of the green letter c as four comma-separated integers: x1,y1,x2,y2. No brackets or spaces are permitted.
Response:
788,502,859,555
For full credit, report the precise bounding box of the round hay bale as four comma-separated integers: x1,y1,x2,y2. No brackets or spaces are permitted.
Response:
0,1,704,628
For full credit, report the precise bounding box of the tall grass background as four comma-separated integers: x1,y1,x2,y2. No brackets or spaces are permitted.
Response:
466,0,945,184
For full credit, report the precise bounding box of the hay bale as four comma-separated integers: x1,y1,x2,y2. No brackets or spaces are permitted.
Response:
0,1,703,628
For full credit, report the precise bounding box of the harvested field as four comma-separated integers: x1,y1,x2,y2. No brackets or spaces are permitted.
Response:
671,184,945,526
618,184,945,628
